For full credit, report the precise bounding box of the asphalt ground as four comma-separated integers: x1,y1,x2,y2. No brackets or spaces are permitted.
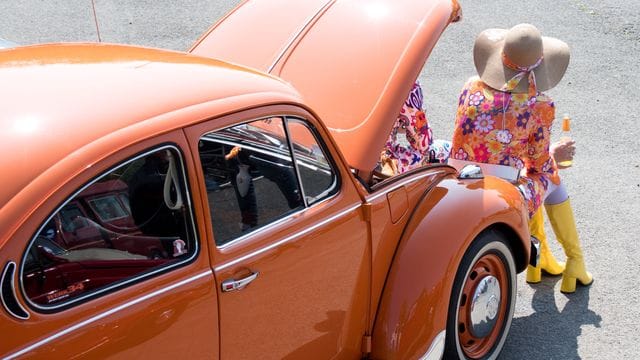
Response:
1,1,638,359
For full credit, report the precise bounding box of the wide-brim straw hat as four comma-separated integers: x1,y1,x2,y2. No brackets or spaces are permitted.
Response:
473,23,570,93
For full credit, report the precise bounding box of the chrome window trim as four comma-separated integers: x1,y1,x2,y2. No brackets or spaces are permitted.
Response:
214,203,360,272
367,169,448,202
283,117,309,207
285,116,339,206
4,270,211,360
19,145,200,312
1,262,30,320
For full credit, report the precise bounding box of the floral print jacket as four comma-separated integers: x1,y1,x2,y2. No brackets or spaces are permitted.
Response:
451,77,560,217
385,82,435,174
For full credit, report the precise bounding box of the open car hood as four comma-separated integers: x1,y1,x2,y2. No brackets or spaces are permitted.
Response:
191,0,460,172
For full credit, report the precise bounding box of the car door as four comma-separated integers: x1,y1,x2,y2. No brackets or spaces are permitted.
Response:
0,131,219,359
186,106,370,359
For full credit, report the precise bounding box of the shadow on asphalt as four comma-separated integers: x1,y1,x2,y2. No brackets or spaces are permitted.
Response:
500,277,602,359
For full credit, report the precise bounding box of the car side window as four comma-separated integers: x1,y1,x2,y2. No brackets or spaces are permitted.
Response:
198,116,338,246
21,147,196,309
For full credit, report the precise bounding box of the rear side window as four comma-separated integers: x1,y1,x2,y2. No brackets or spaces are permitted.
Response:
21,147,197,310
198,116,338,246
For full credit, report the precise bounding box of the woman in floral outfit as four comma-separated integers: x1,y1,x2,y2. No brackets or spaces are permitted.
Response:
450,24,592,293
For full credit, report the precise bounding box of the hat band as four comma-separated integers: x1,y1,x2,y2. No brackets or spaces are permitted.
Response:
500,52,543,96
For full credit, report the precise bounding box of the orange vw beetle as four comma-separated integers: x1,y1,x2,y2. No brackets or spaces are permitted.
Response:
0,0,536,359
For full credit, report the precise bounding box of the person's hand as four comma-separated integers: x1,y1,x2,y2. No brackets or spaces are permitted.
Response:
550,139,576,169
225,146,241,161
380,151,398,176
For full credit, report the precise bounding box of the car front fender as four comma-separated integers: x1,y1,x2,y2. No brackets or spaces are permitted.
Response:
370,175,529,359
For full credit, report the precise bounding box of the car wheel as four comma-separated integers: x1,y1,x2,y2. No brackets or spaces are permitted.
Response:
444,230,517,359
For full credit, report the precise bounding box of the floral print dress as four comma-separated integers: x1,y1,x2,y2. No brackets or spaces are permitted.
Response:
451,77,560,217
384,82,452,174
385,82,433,173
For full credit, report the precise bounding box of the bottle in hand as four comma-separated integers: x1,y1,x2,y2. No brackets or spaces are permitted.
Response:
557,114,573,167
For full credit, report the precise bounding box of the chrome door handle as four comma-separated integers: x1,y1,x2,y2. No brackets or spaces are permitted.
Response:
221,271,259,292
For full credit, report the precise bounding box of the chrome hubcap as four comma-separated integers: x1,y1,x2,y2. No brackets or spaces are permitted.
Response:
469,275,501,338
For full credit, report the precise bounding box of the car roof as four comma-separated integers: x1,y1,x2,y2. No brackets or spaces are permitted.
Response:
191,0,460,171
0,43,301,213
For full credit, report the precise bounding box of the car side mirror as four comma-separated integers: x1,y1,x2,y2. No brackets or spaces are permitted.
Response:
458,164,484,180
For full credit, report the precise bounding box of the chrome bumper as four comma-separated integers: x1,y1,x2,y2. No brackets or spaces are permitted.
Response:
529,236,540,267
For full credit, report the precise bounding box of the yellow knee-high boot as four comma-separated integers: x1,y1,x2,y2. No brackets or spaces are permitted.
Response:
526,208,565,284
545,199,593,293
